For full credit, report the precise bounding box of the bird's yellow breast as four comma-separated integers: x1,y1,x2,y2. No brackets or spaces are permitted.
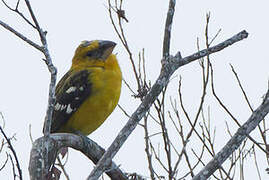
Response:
60,54,122,135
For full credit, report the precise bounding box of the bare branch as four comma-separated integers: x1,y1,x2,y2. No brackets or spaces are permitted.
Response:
162,0,176,58
55,156,70,180
230,64,268,151
0,20,43,51
22,0,57,136
175,30,248,67
118,104,131,118
28,133,128,180
8,154,16,180
192,88,269,180
143,114,155,180
24,0,43,40
230,64,253,111
107,0,142,92
1,1,57,136
253,146,262,180
1,0,36,28
211,63,267,154
0,153,8,171
0,126,22,180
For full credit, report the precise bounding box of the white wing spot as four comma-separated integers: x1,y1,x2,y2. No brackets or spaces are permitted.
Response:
66,104,73,114
66,86,77,94
75,97,79,100
79,87,84,91
60,104,67,111
55,103,68,111
54,103,61,111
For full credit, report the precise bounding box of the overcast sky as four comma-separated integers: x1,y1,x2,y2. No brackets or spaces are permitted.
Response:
0,0,269,179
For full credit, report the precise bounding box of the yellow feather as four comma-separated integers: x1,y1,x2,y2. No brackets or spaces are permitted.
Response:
52,41,122,135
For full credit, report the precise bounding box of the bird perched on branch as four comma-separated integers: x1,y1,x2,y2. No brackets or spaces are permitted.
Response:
48,40,122,135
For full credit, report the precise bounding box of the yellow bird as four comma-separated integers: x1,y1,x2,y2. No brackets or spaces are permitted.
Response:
49,40,122,135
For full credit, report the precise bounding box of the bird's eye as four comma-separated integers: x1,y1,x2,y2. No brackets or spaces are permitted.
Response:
86,51,94,57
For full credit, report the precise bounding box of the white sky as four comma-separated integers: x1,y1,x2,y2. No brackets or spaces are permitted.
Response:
0,0,269,179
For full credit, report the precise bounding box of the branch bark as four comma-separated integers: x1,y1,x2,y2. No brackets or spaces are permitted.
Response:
162,0,176,58
28,133,128,180
87,30,249,180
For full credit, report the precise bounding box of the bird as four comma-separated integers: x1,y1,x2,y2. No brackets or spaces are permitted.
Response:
48,40,122,136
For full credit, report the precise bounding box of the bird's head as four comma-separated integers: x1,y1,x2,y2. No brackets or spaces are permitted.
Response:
72,40,117,68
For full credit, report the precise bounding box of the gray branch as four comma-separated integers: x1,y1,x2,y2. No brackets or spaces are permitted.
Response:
28,133,128,180
0,19,43,51
192,88,269,180
87,30,249,180
162,0,176,58
24,0,56,136
0,1,57,136
1,1,57,178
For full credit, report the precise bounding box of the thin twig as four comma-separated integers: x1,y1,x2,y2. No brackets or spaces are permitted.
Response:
211,63,267,154
209,29,222,46
143,114,155,180
0,20,43,51
0,153,9,171
0,126,22,180
230,64,268,151
1,0,36,28
154,88,173,179
23,0,57,136
8,154,16,180
28,124,34,144
118,104,131,118
108,0,141,93
150,142,169,173
56,156,70,180
230,64,253,111
252,146,262,180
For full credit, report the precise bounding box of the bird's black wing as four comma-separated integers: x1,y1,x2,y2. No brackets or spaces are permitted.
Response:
48,69,92,133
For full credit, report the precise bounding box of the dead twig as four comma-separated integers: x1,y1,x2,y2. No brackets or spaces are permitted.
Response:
0,126,22,180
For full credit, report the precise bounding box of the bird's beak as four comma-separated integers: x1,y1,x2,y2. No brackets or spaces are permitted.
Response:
99,40,117,60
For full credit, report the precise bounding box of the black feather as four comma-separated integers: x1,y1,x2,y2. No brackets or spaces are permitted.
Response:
49,70,92,133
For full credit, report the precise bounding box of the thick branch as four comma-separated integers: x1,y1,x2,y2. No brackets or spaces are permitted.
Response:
192,88,269,180
28,133,128,180
87,30,249,180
